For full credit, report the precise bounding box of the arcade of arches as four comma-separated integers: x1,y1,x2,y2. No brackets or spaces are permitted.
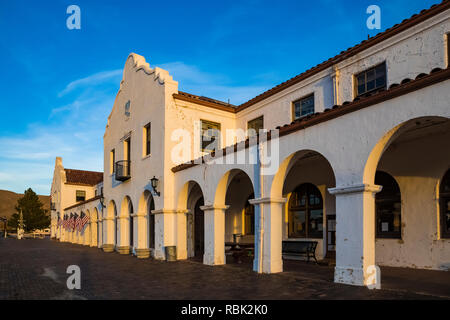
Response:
62,117,450,288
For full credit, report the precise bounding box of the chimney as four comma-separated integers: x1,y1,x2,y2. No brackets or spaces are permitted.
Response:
56,157,63,168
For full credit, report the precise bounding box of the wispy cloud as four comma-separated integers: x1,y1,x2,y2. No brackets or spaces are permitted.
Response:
0,69,117,194
0,62,272,194
58,69,122,97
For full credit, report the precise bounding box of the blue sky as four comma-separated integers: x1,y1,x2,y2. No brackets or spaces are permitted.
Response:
0,0,439,195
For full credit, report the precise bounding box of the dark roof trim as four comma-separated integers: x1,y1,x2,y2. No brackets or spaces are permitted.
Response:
174,91,237,113
64,195,102,211
171,67,450,173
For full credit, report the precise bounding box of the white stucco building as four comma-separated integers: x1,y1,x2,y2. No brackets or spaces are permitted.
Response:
51,1,450,287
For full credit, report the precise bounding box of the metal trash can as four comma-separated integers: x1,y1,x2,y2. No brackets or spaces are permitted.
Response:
165,246,177,262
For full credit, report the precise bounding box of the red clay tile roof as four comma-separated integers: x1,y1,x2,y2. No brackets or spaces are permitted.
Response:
64,195,102,211
64,169,103,186
171,67,450,173
175,1,450,113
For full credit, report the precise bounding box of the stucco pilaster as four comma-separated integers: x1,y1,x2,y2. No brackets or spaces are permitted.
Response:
250,197,286,274
200,205,229,266
102,217,115,252
96,220,103,248
152,209,178,260
329,184,382,287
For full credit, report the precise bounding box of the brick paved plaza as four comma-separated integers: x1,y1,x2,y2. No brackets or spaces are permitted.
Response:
0,238,449,300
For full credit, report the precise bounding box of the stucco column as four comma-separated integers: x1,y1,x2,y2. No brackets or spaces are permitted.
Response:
90,221,97,247
50,221,56,239
97,219,103,249
117,215,130,254
102,217,115,252
329,184,382,287
152,209,179,260
83,224,90,246
134,213,149,258
153,211,165,260
250,197,286,274
200,205,229,266
176,210,189,260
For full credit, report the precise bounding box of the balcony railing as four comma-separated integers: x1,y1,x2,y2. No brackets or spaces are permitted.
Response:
50,202,56,211
115,160,131,181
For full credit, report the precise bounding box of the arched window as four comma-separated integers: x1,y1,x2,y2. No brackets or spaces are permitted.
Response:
375,171,401,239
440,169,450,239
288,183,323,239
244,193,255,235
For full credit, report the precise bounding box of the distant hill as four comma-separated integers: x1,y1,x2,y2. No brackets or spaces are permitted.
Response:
0,190,50,219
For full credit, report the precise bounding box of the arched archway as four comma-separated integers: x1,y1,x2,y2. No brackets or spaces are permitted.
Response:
134,190,155,259
363,116,450,271
103,200,117,253
118,196,133,254
206,169,255,267
177,181,205,259
271,150,336,262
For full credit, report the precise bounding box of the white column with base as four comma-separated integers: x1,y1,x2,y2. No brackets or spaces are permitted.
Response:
250,197,286,274
97,219,103,248
329,184,382,287
176,210,189,260
133,213,149,258
102,217,115,252
200,205,229,266
152,209,178,260
84,223,90,246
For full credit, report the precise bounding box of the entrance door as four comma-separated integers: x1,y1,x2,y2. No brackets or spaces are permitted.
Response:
194,197,204,256
326,214,336,259
148,198,155,250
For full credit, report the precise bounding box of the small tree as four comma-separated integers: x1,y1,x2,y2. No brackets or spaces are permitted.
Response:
8,188,50,232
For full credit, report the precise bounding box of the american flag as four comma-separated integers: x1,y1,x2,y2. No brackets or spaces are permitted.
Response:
63,215,67,229
70,213,75,230
76,213,82,232
80,212,89,231
73,213,79,231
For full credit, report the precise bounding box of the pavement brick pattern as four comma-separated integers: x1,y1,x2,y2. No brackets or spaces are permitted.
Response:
0,238,448,300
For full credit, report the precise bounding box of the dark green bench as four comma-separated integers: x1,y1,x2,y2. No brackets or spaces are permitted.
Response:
282,240,318,263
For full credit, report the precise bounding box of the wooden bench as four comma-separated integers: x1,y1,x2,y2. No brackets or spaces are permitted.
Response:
225,242,254,263
282,240,318,263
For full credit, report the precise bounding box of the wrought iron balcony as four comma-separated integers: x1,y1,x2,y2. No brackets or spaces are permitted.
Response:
115,160,131,181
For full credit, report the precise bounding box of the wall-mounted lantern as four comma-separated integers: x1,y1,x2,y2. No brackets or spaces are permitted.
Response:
151,176,160,197
99,194,106,208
